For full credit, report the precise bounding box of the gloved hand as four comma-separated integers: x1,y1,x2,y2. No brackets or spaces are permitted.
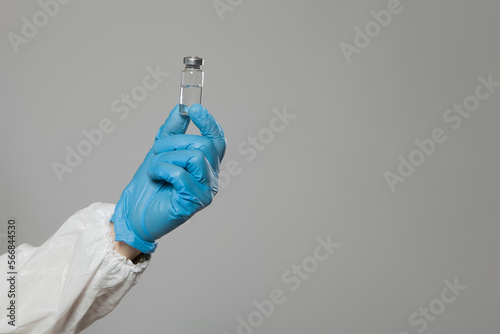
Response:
111,104,226,253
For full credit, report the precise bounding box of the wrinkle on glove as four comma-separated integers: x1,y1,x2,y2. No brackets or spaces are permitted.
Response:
0,203,150,334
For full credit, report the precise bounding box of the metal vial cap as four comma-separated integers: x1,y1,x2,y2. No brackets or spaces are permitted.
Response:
183,56,204,68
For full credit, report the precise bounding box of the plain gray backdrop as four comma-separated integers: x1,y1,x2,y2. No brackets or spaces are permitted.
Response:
1,0,499,333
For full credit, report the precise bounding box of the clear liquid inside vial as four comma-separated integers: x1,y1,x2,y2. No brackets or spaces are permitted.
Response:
179,84,202,115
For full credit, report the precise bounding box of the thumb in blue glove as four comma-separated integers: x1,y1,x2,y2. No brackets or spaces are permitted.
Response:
111,104,226,253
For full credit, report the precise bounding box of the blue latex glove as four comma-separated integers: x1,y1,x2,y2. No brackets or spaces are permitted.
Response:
111,104,226,253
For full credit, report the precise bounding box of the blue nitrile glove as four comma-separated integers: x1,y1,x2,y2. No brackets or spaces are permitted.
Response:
111,104,226,253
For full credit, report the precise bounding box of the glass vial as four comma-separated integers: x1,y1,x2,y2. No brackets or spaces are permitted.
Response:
179,56,204,116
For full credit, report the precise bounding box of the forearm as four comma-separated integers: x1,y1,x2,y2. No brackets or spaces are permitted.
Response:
109,222,143,263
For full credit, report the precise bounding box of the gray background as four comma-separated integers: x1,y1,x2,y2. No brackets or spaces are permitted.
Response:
1,0,499,333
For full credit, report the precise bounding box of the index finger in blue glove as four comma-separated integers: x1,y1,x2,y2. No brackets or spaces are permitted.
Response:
151,150,218,190
155,104,190,140
188,104,226,161
153,134,219,172
147,162,213,206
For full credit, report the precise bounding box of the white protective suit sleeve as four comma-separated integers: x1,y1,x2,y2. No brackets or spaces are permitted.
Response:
0,202,151,334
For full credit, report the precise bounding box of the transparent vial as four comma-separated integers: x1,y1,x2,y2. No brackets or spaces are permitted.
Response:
179,56,204,116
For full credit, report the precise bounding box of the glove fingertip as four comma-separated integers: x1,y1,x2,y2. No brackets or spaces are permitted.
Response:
147,164,161,180
188,103,207,119
155,104,190,140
